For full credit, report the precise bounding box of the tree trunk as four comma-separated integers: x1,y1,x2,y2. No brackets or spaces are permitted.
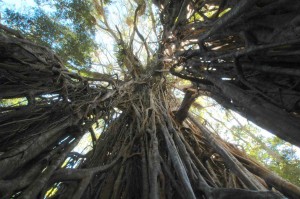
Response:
166,0,300,147
1,0,300,198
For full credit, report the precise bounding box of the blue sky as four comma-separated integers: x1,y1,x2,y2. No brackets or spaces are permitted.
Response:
1,0,36,12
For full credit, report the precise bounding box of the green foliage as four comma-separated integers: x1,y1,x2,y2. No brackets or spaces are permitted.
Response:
218,8,231,17
266,137,300,186
189,12,204,23
3,0,98,69
192,98,300,187
229,120,300,187
0,98,28,107
114,42,126,69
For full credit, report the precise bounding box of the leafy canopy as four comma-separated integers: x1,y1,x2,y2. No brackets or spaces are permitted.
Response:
3,0,98,69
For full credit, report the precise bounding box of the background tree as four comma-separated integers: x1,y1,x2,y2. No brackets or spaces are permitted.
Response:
2,0,98,69
0,0,300,199
189,99,300,186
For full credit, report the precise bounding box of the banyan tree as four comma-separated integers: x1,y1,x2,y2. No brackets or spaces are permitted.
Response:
1,0,300,198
